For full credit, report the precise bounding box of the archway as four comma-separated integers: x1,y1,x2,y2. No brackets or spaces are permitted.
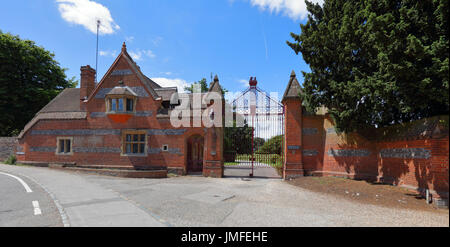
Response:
187,135,204,173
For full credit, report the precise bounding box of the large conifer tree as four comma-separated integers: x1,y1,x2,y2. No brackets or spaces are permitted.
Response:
287,0,449,132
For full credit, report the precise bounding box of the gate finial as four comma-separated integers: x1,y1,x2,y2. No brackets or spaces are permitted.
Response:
249,77,257,87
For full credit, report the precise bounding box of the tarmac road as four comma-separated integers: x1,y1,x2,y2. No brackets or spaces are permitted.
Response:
0,171,62,227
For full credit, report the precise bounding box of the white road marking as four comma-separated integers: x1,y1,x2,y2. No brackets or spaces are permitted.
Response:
0,171,33,193
32,201,42,215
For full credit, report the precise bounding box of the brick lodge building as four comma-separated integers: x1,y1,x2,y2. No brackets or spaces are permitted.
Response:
10,42,448,205
15,43,224,177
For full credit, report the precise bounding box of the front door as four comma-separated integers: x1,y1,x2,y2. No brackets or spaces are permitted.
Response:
187,135,204,172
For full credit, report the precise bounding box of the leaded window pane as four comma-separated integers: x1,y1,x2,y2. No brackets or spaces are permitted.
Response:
65,140,71,153
118,98,124,111
111,99,117,111
59,140,65,153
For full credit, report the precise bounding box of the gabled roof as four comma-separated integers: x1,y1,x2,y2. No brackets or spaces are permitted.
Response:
88,42,160,101
19,42,180,138
208,75,223,93
282,70,302,102
107,86,138,97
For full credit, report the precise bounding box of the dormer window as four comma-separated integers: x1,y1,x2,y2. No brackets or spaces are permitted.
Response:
106,86,137,114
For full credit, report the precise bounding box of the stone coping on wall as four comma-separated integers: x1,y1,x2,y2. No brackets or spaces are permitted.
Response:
358,115,449,142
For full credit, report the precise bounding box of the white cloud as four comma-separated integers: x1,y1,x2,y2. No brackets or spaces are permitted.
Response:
159,72,173,76
99,50,117,57
151,36,163,46
143,50,156,58
248,0,323,20
128,51,142,61
151,78,190,93
129,49,156,61
125,36,135,43
237,79,249,87
56,0,120,34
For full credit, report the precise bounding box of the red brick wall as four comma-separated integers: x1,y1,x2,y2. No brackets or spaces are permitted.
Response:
283,98,304,178
377,138,449,199
18,118,218,172
302,116,324,172
17,53,223,176
296,114,449,199
321,116,378,179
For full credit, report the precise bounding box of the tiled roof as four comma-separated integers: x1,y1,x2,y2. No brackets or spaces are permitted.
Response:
144,75,162,89
155,87,178,101
38,88,82,113
106,86,138,96
121,52,160,99
18,111,87,139
282,70,302,102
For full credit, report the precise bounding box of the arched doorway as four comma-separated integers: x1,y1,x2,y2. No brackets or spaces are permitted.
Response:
187,135,204,173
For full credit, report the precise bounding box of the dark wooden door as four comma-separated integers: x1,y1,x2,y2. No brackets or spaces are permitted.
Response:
187,135,204,172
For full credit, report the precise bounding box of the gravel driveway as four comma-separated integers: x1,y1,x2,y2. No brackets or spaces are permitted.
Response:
1,164,448,227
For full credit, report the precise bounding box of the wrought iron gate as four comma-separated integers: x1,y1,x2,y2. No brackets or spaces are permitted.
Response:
224,77,285,177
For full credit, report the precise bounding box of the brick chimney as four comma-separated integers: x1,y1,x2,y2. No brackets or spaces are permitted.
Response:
80,65,96,101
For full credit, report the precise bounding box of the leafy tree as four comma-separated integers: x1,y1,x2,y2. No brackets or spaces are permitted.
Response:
184,78,209,93
224,120,253,154
287,0,449,132
184,77,228,95
258,135,283,154
0,31,77,136
253,137,265,151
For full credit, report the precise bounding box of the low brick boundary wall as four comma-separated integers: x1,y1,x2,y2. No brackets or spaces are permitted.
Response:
15,161,167,178
63,167,167,178
0,137,17,160
296,115,449,208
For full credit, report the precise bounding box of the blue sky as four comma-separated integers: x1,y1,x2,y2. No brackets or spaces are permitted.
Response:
1,0,321,96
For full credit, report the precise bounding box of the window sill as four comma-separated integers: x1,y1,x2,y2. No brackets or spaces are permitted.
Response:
107,111,135,115
56,153,73,156
121,153,147,157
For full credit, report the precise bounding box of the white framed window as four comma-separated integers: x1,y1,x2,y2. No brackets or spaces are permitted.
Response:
56,137,73,155
107,96,135,113
162,144,169,152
